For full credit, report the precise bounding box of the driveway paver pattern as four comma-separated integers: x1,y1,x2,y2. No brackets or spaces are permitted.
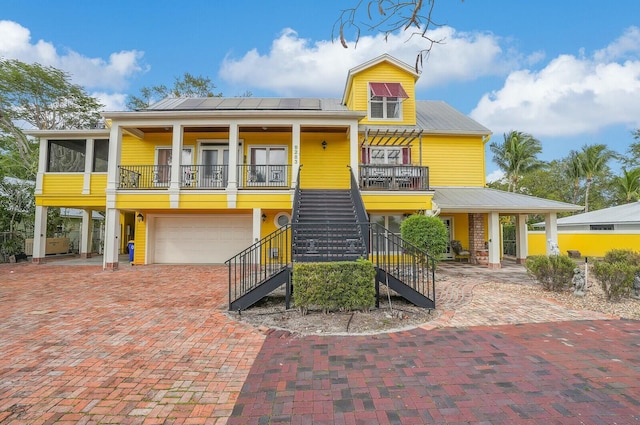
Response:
1,259,639,425
0,263,265,425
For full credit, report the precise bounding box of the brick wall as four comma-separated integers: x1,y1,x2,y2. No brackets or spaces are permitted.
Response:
468,213,486,264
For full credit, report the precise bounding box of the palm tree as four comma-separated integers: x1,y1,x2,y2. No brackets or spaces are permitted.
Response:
564,150,584,204
490,131,544,192
613,168,640,203
580,144,615,212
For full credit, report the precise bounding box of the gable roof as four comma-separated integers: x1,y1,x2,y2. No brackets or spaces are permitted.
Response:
124,97,490,137
416,101,491,135
341,54,419,105
433,187,583,213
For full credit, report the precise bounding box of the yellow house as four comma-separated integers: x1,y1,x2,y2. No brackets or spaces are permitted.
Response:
29,55,581,308
529,201,640,257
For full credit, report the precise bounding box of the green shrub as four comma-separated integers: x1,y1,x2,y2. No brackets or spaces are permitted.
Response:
400,214,448,261
293,259,376,314
525,255,575,291
0,235,25,262
592,261,637,300
603,249,640,266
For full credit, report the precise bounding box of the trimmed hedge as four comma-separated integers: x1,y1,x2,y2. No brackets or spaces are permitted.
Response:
593,249,640,300
293,260,376,314
525,255,575,291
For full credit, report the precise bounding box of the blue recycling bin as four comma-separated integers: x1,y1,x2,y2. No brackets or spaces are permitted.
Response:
128,241,134,263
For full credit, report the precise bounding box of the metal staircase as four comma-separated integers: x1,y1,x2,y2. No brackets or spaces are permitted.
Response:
226,167,436,312
292,189,367,262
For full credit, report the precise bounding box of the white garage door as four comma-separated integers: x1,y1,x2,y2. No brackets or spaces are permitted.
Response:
154,215,252,264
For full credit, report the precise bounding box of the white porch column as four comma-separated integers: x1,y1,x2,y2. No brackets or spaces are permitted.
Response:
35,138,48,195
291,123,301,189
103,208,121,270
106,124,122,191
487,211,501,269
32,206,48,263
80,209,94,258
83,138,94,194
349,121,359,181
169,124,183,191
253,208,262,243
515,214,528,264
545,212,559,255
226,122,239,208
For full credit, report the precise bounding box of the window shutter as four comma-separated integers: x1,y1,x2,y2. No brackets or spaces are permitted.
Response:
361,147,370,164
402,147,411,164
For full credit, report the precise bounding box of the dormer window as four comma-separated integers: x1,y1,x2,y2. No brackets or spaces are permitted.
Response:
369,82,408,120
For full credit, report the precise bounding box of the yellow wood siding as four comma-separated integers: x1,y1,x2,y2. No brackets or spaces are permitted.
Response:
236,193,292,210
180,193,228,209
449,213,470,247
529,231,640,258
116,193,171,209
90,174,107,196
362,193,432,211
260,210,292,239
350,63,416,126
133,216,146,265
299,133,350,189
42,174,84,195
423,136,485,187
121,134,169,166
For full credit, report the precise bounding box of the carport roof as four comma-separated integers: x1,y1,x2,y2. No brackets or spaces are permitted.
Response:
433,187,583,213
533,201,640,227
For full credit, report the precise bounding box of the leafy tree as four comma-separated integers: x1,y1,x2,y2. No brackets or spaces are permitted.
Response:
612,168,640,203
400,214,448,261
0,59,103,180
127,72,222,110
565,150,584,204
0,178,33,234
489,131,544,192
579,144,616,212
621,129,640,169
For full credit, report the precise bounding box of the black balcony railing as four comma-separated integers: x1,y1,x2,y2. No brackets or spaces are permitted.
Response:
118,165,171,189
238,164,291,188
180,165,228,189
118,164,293,189
359,165,429,190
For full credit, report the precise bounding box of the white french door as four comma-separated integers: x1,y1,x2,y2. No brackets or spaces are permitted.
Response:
248,146,287,186
199,145,229,188
155,147,192,186
440,216,454,259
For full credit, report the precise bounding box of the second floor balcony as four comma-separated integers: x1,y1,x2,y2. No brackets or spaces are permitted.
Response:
359,164,429,190
118,164,292,189
117,163,429,191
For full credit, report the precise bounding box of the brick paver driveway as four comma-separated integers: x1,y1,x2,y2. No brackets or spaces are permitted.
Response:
1,263,265,424
1,260,640,425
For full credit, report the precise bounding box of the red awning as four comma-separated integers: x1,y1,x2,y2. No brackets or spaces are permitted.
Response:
369,82,409,98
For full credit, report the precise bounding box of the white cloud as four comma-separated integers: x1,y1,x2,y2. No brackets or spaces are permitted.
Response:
92,92,128,112
219,27,510,97
486,169,505,184
470,27,640,137
0,20,146,92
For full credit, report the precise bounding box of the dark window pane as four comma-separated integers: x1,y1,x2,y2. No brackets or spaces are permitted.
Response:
48,140,86,172
93,139,109,172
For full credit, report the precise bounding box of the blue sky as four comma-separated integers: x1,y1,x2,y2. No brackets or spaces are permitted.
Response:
2,0,639,180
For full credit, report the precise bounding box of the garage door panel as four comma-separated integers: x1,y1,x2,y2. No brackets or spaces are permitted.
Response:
154,215,252,264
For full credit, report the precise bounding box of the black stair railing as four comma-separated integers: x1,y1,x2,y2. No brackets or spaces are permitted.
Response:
369,223,436,308
292,222,368,262
348,165,370,254
292,165,302,224
226,224,291,310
